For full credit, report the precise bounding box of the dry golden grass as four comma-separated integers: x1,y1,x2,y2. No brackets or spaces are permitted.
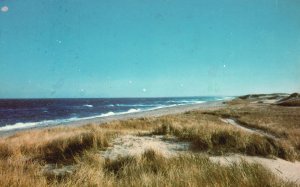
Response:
0,125,115,187
100,117,158,133
204,103,300,159
0,158,48,187
152,116,296,161
0,125,114,164
52,150,293,187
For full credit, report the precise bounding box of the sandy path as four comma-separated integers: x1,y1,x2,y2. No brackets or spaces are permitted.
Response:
220,118,277,139
100,135,190,159
210,154,300,184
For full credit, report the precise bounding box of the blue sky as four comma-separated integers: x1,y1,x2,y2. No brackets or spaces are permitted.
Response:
0,0,299,98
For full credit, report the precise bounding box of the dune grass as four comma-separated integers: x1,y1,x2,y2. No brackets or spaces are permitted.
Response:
152,117,296,161
203,103,300,159
0,125,114,164
0,125,115,187
52,149,293,187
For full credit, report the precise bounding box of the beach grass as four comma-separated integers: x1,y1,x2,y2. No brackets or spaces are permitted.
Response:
1,148,292,187
57,149,292,187
152,114,296,161
203,102,300,160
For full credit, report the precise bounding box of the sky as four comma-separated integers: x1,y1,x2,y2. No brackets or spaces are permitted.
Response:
0,0,300,98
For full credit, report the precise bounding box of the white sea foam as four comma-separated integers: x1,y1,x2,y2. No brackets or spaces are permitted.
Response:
0,118,81,132
98,108,141,117
83,104,93,108
100,111,115,117
116,104,155,107
0,122,39,131
126,108,141,113
194,101,206,104
0,119,62,131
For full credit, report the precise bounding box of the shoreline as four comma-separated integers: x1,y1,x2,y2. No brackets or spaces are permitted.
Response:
0,100,225,138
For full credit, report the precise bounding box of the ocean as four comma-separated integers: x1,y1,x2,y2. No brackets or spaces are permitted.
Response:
0,96,232,132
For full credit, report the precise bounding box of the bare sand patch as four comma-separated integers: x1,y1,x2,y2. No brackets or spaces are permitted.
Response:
42,164,76,178
100,135,190,159
210,154,300,184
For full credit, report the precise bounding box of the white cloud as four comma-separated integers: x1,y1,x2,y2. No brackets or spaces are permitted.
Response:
1,6,8,12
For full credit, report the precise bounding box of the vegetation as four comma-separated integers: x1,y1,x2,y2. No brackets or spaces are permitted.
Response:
204,103,300,159
59,150,292,187
152,115,296,161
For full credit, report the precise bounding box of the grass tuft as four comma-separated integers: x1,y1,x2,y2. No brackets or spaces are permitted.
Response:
37,131,109,164
153,122,297,160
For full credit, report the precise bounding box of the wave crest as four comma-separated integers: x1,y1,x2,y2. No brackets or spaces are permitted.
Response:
83,104,93,108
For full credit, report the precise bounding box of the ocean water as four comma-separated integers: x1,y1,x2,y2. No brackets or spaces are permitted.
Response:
0,96,232,131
